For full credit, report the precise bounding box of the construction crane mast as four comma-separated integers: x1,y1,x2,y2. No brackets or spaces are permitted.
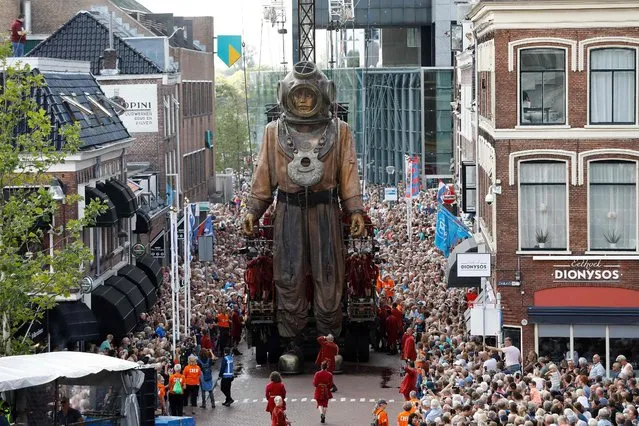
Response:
297,0,316,62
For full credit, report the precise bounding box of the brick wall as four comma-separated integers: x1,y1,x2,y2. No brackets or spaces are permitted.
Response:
0,0,20,36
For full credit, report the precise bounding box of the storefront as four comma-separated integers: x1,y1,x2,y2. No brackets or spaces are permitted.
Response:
527,257,639,375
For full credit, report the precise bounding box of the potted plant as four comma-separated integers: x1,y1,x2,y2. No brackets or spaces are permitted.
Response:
603,228,621,249
536,228,549,249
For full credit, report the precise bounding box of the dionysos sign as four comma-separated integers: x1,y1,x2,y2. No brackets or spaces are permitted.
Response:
553,259,621,282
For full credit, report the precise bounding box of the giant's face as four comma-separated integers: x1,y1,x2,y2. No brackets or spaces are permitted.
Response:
289,86,319,117
291,87,317,113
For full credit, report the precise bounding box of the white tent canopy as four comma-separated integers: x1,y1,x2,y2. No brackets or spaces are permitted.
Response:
0,352,139,392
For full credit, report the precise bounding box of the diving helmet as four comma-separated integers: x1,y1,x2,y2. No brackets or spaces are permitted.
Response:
277,61,336,123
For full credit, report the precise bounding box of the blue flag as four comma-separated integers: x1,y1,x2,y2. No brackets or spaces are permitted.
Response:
434,206,472,257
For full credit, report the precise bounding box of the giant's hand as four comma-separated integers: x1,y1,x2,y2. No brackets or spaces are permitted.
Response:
242,213,256,236
350,212,365,238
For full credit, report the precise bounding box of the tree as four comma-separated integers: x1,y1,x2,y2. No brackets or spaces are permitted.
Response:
0,43,103,355
215,75,250,173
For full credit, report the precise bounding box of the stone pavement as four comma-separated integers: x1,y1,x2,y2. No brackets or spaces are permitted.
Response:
187,343,413,425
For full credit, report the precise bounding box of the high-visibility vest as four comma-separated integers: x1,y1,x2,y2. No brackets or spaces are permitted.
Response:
222,355,234,378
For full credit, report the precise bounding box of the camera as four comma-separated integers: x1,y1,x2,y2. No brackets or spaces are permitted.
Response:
485,193,494,205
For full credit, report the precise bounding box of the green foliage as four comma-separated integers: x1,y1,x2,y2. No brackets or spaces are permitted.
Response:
0,42,104,355
215,74,251,173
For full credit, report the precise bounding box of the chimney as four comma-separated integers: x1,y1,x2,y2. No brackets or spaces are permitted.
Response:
100,12,119,75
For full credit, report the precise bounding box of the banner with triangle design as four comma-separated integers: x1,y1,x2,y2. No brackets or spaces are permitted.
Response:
217,35,242,67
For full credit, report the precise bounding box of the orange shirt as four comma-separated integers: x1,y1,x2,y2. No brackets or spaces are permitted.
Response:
183,364,202,386
382,279,394,298
168,373,185,394
157,383,166,400
409,399,420,414
397,410,411,426
217,313,230,328
374,408,389,426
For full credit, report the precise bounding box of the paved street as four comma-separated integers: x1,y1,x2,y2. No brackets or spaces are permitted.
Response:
190,343,410,425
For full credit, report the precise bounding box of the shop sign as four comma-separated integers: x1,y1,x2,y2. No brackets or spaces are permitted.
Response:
457,253,491,277
553,259,621,282
150,234,165,259
101,84,158,133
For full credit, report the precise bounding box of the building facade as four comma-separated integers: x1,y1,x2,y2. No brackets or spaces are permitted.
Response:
453,0,639,373
5,58,164,349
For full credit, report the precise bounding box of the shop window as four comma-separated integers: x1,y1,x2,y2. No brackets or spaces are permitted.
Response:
520,48,566,125
538,324,570,363
573,325,606,366
519,161,567,250
610,326,639,372
589,161,637,251
590,48,636,125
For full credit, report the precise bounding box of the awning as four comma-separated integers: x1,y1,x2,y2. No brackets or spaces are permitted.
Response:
85,187,118,227
445,237,481,288
118,264,157,311
0,352,139,392
105,276,146,320
91,285,137,337
97,179,138,218
133,209,151,234
49,301,100,345
136,254,163,288
528,307,639,325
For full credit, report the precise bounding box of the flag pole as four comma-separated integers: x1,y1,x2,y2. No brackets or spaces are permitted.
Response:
183,202,189,334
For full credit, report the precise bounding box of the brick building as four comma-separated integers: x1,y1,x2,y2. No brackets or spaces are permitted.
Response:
452,0,639,373
5,57,163,348
24,2,216,259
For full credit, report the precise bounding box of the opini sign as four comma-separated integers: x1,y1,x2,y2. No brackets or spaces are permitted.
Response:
384,187,398,201
553,259,621,282
457,253,491,277
101,84,158,133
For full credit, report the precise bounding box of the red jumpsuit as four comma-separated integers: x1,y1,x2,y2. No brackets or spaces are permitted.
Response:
399,366,418,401
231,310,243,346
315,336,339,373
265,381,287,413
271,405,288,426
401,334,416,362
313,370,334,408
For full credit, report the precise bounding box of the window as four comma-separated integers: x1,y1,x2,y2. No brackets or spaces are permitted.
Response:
590,48,636,124
520,48,566,125
589,161,637,250
462,163,476,213
519,161,567,250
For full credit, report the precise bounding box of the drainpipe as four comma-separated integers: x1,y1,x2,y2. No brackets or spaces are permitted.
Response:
24,1,32,33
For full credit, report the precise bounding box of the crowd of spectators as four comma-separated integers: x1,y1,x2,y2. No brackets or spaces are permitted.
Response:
85,182,639,425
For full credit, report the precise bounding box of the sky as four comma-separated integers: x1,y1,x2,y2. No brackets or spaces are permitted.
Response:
136,0,295,69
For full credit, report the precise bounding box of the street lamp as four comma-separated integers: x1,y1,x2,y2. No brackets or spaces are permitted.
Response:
385,166,395,186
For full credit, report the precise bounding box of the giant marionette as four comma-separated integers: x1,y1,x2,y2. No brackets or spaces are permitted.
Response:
242,61,365,340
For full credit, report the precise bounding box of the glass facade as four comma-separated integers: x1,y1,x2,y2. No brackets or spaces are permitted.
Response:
247,67,454,185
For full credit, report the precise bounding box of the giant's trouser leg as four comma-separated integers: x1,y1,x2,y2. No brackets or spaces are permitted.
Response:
309,203,344,336
273,202,310,338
